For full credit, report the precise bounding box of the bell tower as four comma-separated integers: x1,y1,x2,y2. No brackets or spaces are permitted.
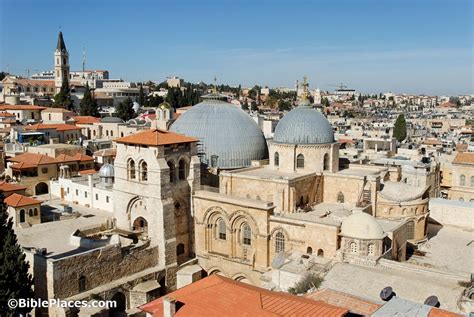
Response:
54,31,70,93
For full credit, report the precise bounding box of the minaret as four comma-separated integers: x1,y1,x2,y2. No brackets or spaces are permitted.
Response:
54,31,70,93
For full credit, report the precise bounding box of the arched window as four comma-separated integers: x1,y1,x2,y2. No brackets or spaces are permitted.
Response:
317,249,324,257
178,159,187,180
242,223,251,246
78,276,86,292
28,209,33,216
167,161,175,183
275,232,285,253
140,161,148,181
350,242,358,253
217,218,226,240
176,243,185,256
19,210,25,223
306,247,313,255
471,176,474,188
128,159,136,179
460,174,466,186
323,153,329,171
337,192,344,203
296,154,304,168
368,244,375,256
406,220,415,240
274,152,279,167
34,208,38,216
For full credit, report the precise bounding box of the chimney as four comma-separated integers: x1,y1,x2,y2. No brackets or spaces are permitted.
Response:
163,297,176,317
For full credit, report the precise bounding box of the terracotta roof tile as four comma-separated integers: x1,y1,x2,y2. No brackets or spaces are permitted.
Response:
306,288,381,316
71,153,94,162
455,143,468,152
428,307,461,317
115,129,198,146
0,105,47,111
140,275,348,317
0,111,16,117
452,152,474,165
25,123,81,131
0,182,27,192
4,193,42,207
72,116,101,124
424,138,442,146
9,152,58,166
55,154,78,163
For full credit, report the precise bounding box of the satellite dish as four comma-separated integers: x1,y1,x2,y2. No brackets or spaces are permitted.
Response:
424,296,439,307
380,286,394,301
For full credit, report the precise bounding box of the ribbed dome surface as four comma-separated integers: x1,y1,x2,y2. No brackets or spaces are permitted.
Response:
341,212,384,240
170,99,268,169
273,105,334,144
99,164,114,178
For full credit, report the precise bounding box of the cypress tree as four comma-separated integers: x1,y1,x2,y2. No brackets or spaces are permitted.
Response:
393,114,407,142
0,192,34,315
115,97,135,121
138,85,145,106
79,83,99,117
53,77,73,109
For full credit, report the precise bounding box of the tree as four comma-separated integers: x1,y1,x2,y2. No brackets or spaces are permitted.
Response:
393,114,407,142
265,96,278,109
278,100,292,112
79,83,99,117
115,97,135,121
0,192,34,315
250,101,258,112
138,84,145,106
241,100,249,110
288,273,323,295
53,77,73,109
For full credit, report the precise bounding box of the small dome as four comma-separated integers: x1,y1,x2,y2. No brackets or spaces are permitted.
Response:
380,181,426,202
273,103,334,144
341,211,384,240
99,164,114,178
170,96,268,169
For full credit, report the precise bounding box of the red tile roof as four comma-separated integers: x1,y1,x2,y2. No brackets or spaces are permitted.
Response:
55,154,78,163
72,116,101,124
0,105,47,111
428,308,462,317
0,111,16,117
140,275,348,317
4,193,41,207
9,152,58,166
10,162,37,170
71,153,94,162
452,152,474,165
115,129,198,146
423,138,442,146
25,123,82,131
306,288,381,316
10,79,55,87
0,182,27,192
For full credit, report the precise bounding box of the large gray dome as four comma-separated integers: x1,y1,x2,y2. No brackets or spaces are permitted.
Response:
99,164,114,178
273,104,334,144
170,97,268,169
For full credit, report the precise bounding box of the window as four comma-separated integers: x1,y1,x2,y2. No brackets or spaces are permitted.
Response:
76,189,79,195
67,187,70,194
106,196,110,203
19,210,25,222
337,192,344,203
34,208,38,216
274,152,279,167
368,244,375,256
296,154,304,168
178,159,187,180
78,276,86,292
350,242,358,253
217,218,226,240
140,161,148,181
306,247,313,255
242,223,251,246
275,232,285,253
317,249,324,257
28,209,33,216
42,167,48,174
168,161,176,183
460,174,466,186
176,243,185,256
95,194,98,200
84,192,87,198
128,159,136,179
323,153,329,171
406,221,415,240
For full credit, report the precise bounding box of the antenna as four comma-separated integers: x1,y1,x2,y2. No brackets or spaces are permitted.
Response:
82,46,86,79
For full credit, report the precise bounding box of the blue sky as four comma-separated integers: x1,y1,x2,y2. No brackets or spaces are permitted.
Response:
1,0,472,95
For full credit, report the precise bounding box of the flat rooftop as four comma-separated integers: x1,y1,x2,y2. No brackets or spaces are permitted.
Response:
407,224,474,276
335,167,383,177
222,166,314,182
322,262,465,313
277,203,351,227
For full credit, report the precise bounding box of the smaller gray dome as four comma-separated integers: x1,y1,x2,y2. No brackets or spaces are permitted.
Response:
341,211,384,240
99,164,114,178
